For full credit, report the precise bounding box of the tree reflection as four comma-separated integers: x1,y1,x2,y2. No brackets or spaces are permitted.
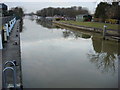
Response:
73,31,91,39
88,37,118,73
20,18,23,32
36,19,60,29
29,16,34,21
62,29,91,39
62,30,72,38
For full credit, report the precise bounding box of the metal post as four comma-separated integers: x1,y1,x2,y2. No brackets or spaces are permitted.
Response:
103,25,107,39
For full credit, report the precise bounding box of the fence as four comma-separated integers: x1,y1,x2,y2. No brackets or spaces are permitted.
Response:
0,16,16,49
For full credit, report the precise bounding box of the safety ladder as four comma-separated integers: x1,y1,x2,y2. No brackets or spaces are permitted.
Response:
2,60,18,89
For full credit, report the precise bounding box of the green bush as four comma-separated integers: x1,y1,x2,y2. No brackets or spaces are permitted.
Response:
105,19,118,24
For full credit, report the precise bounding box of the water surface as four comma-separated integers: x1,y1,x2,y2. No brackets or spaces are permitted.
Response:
21,16,118,88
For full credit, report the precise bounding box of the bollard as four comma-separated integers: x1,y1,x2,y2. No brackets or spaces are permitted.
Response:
103,25,107,39
13,41,18,45
3,27,8,43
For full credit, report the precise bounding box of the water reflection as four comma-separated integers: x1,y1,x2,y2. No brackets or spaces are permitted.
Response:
62,30,91,39
36,19,60,29
88,37,118,73
62,30,72,38
35,17,118,74
21,17,118,88
29,16,34,21
72,31,91,39
36,18,91,39
20,18,23,32
35,18,118,73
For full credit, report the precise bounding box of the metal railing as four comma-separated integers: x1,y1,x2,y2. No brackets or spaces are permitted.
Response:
2,60,17,88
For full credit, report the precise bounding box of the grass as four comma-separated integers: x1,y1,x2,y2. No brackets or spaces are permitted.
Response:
60,20,119,30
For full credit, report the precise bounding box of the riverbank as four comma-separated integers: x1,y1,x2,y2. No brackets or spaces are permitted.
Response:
60,21,119,30
53,21,120,41
2,20,23,89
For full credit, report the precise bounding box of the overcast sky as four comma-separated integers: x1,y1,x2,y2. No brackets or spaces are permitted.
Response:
2,0,99,2
1,0,104,14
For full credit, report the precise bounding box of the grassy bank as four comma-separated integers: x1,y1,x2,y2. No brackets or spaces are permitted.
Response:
60,21,119,30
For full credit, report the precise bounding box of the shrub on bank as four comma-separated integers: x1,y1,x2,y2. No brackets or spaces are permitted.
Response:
105,19,118,24
93,18,118,24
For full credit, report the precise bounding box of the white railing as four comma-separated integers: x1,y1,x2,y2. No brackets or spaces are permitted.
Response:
0,17,16,49
0,34,2,49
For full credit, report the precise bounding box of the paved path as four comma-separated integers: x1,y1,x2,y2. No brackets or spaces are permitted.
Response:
2,20,22,89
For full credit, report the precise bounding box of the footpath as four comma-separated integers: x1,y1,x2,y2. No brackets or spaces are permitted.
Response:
2,20,23,89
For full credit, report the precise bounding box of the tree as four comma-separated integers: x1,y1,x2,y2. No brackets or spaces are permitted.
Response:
94,2,111,21
94,2,120,21
29,12,35,16
8,7,24,19
106,2,120,20
36,6,89,18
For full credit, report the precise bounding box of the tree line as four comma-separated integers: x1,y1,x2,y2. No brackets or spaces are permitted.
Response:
36,6,89,18
4,7,24,19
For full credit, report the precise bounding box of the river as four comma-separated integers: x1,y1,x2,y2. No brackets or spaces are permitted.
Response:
20,16,118,88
